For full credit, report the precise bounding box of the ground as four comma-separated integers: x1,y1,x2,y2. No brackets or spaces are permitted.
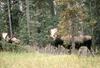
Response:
0,52,100,68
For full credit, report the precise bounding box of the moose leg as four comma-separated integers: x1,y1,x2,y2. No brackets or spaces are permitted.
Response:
84,40,95,56
88,46,95,57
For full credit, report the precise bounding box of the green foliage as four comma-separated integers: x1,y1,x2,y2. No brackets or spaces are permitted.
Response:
0,0,100,49
31,16,58,46
0,40,25,52
25,0,59,46
11,5,22,34
84,0,100,45
18,16,30,44
0,2,8,32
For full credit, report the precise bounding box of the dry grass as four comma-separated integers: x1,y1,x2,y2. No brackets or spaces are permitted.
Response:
0,52,100,68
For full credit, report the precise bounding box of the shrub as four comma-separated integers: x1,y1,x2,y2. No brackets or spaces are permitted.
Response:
0,40,26,52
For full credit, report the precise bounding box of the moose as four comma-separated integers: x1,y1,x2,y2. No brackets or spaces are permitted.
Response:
0,32,20,44
0,32,20,51
62,34,92,50
50,28,64,47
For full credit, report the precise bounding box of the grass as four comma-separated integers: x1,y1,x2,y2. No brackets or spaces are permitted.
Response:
0,52,100,68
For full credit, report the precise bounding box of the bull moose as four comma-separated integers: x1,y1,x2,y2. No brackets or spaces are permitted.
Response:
50,28,64,47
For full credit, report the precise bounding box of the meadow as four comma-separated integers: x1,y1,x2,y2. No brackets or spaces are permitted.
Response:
0,52,100,68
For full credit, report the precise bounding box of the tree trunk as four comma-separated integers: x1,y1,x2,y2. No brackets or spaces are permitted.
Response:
7,0,13,38
26,0,30,36
47,0,56,16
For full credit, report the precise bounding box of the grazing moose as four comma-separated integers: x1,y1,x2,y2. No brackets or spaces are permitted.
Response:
62,34,93,55
62,34,92,50
74,35,92,50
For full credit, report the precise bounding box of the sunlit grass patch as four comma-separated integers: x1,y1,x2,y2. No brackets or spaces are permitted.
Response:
0,52,100,68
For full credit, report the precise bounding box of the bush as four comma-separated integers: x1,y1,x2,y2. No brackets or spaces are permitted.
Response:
0,40,26,52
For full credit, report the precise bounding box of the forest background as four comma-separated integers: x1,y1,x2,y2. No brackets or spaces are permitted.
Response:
0,0,100,50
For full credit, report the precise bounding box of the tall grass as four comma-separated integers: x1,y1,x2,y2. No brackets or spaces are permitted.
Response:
0,52,100,68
